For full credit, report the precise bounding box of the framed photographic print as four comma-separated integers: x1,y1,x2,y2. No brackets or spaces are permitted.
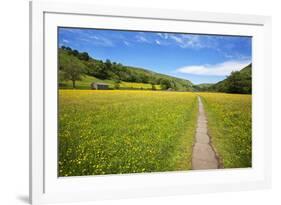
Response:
30,0,272,204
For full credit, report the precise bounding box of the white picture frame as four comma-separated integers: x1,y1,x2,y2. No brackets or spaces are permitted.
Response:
30,0,272,204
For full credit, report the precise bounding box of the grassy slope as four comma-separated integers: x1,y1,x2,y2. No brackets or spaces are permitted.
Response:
120,82,161,90
199,93,252,168
192,83,214,91
60,75,113,89
58,90,198,176
126,66,193,90
59,48,193,90
60,75,162,90
196,83,214,88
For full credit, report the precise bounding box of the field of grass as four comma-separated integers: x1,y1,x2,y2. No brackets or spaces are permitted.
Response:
119,82,161,90
199,93,252,168
59,90,198,176
59,75,162,90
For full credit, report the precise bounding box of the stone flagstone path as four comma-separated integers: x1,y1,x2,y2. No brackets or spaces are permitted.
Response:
192,96,219,170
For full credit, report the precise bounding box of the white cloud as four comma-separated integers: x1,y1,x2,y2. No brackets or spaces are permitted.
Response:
81,35,114,47
138,33,234,50
89,35,100,40
136,35,149,43
169,35,182,43
180,35,203,48
62,39,69,43
157,33,169,39
176,60,251,76
123,41,130,46
157,34,206,49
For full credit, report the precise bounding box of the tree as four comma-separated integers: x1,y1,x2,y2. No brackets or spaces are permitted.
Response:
78,52,90,61
224,71,241,93
59,53,86,88
105,59,112,71
72,49,79,56
151,84,156,90
212,70,252,94
114,82,120,89
170,81,177,90
159,78,172,90
223,70,251,94
64,46,72,51
113,79,121,89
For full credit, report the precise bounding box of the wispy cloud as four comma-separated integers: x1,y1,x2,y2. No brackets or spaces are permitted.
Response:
155,40,161,45
169,34,204,48
61,28,250,56
60,28,114,47
62,39,69,43
136,35,150,43
176,60,251,76
136,32,206,48
92,36,113,47
123,41,130,46
157,33,169,39
155,33,218,49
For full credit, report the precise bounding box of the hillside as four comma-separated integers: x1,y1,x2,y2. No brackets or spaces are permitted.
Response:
211,64,252,94
59,74,162,90
59,47,193,91
192,83,214,91
58,46,252,94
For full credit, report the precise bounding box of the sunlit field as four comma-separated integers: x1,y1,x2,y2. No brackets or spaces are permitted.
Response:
119,82,161,90
200,93,252,168
57,28,253,176
58,90,198,176
59,75,162,90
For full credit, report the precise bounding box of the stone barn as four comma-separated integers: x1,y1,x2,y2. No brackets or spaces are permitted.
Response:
91,82,109,90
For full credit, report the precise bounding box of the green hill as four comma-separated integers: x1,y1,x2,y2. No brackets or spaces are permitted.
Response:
59,47,193,91
58,46,251,94
59,75,162,90
211,64,252,94
192,83,214,91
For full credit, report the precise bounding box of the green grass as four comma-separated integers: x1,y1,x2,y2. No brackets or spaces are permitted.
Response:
59,75,162,90
120,82,161,90
59,90,198,176
199,93,252,168
59,75,114,89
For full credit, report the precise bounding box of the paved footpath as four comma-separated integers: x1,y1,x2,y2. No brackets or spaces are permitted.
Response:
192,96,219,170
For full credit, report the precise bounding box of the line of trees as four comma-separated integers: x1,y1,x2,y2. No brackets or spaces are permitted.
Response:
61,46,90,61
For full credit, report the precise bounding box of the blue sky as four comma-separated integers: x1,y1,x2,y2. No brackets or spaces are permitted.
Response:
59,27,252,84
